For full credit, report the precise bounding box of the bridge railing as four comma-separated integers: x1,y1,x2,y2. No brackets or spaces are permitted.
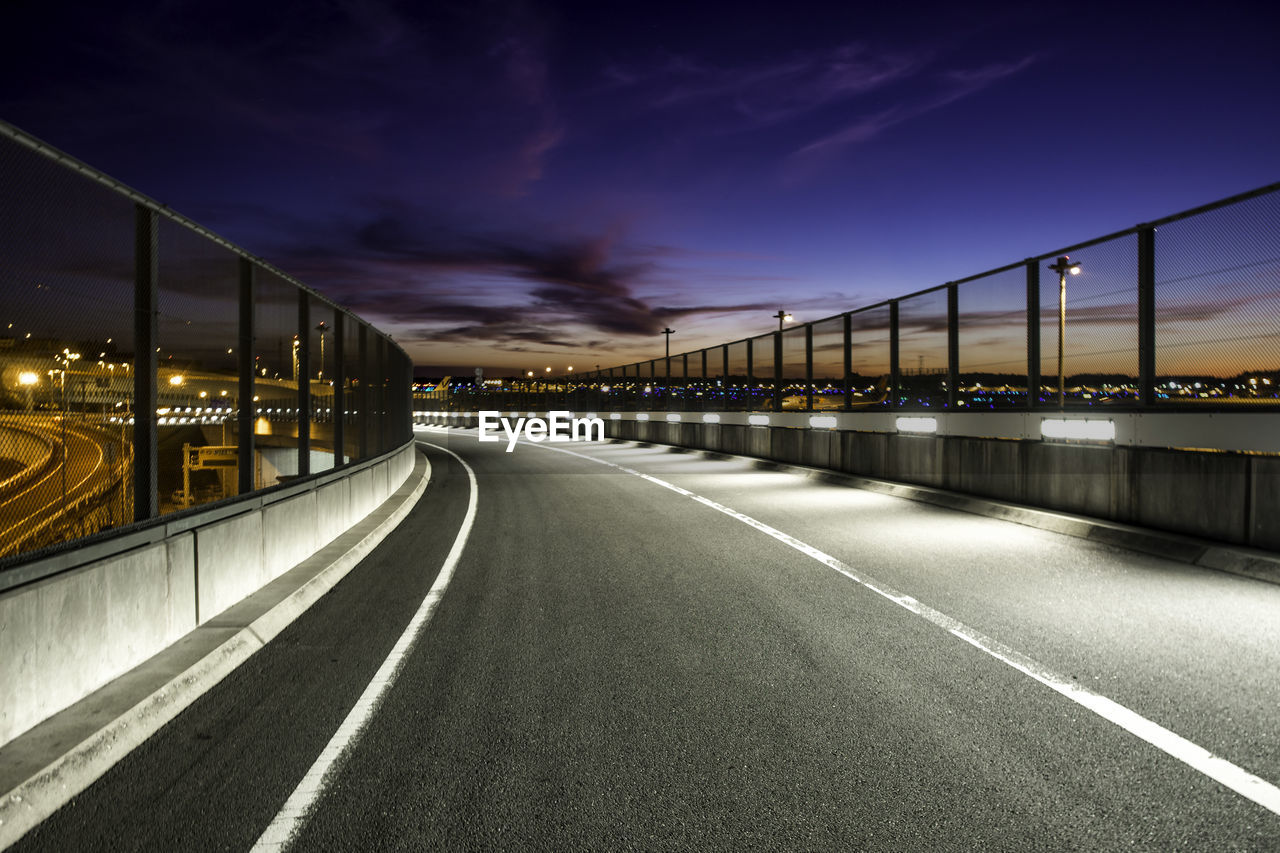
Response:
0,122,413,570
441,182,1280,418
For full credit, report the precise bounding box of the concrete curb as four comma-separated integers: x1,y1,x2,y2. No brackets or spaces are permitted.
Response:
0,448,433,850
626,437,1280,588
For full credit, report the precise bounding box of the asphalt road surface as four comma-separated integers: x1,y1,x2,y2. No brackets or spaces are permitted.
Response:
0,416,118,555
14,428,1280,851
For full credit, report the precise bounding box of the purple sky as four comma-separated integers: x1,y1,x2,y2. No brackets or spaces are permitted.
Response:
3,1,1277,375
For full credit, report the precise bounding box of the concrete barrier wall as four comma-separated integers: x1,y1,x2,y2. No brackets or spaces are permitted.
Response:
414,410,1275,547
0,441,417,750
568,417,1269,550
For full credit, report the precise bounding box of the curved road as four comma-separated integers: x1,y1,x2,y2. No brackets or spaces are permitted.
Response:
13,427,1280,850
0,417,120,555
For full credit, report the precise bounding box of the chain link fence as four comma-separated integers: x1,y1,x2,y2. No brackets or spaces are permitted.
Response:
432,182,1280,416
0,122,413,569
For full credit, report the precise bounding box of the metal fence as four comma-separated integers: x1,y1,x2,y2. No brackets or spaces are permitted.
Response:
437,182,1280,414
0,122,413,567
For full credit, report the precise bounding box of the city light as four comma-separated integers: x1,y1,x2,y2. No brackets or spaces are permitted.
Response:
18,371,38,386
169,375,184,386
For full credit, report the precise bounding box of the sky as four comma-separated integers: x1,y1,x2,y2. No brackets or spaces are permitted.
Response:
1,0,1277,376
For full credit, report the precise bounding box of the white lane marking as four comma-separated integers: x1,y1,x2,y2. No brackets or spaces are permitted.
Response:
251,441,478,851
520,438,1280,817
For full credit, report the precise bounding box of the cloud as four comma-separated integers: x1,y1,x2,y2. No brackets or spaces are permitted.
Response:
788,56,1037,166
602,43,919,128
266,202,778,348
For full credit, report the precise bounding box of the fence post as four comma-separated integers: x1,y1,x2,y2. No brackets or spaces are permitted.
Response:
333,312,345,466
1026,260,1040,408
773,331,783,413
721,346,729,412
237,258,255,495
133,204,159,521
889,301,900,410
804,324,814,411
947,283,959,409
377,337,388,453
1138,226,1156,407
297,292,310,477
357,324,369,459
843,313,852,411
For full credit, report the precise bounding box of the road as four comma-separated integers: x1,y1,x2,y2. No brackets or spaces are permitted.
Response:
0,416,120,555
13,427,1280,850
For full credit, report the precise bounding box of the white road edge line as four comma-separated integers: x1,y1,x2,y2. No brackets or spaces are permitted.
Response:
506,435,1280,818
250,439,478,851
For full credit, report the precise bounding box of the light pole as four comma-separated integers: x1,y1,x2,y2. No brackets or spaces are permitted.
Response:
18,371,37,412
315,321,328,381
1047,255,1082,408
661,327,675,359
774,310,793,332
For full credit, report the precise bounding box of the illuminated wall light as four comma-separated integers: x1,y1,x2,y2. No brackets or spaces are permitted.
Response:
808,416,838,429
1040,418,1115,441
636,413,650,421
585,412,598,420
702,413,721,423
748,414,771,426
610,413,622,420
666,413,682,422
896,416,938,434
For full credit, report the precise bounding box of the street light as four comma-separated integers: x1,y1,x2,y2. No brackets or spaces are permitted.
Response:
774,310,793,332
1047,255,1082,408
315,321,328,381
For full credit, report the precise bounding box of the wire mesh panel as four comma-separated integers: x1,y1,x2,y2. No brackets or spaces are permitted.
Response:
811,316,845,411
665,350,686,409
638,360,655,410
1039,234,1139,406
1154,192,1280,403
725,341,749,412
781,325,808,411
957,267,1028,408
849,305,891,409
254,271,301,485
0,135,137,560
372,336,388,455
385,344,410,448
156,219,241,514
684,351,706,412
896,289,949,409
342,318,362,463
749,333,775,412
308,296,335,471
705,347,726,412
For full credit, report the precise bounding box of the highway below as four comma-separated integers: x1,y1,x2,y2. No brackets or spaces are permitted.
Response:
12,426,1280,851
0,416,121,557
